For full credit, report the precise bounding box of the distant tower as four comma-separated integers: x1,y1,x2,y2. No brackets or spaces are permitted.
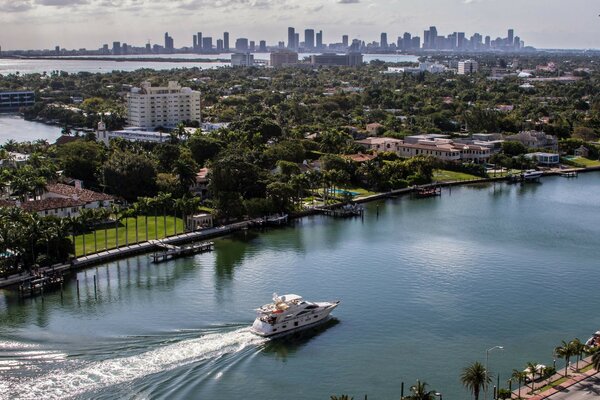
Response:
224,32,230,51
197,32,203,51
342,35,349,47
380,32,388,48
508,29,514,46
193,35,197,50
287,27,296,49
316,30,323,49
304,29,315,50
294,33,299,50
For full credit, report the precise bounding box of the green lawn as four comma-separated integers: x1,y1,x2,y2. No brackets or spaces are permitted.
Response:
433,169,481,182
537,376,568,392
569,157,600,167
74,216,184,257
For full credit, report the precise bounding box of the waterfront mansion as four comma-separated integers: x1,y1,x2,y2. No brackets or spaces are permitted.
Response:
356,135,491,164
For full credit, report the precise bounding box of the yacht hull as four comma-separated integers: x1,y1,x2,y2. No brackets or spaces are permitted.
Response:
251,301,339,337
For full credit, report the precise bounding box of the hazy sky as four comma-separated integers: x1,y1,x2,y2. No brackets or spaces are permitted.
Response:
1,0,599,50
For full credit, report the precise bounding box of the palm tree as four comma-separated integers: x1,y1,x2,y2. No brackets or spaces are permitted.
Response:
405,380,437,400
525,362,540,392
330,396,353,400
511,369,527,399
555,340,575,377
460,361,490,400
570,338,586,372
592,349,600,372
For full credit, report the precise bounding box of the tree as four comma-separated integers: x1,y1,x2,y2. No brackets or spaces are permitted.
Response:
511,369,528,399
570,338,586,372
554,340,575,377
58,140,105,184
502,141,528,157
102,150,158,202
592,349,600,372
187,134,222,166
405,380,437,400
173,149,198,195
460,361,490,400
525,362,541,392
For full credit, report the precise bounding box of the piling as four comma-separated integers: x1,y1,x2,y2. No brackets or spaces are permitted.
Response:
93,275,97,298
76,279,80,298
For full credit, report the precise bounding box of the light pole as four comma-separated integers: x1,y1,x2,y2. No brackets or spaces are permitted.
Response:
435,392,443,400
485,346,504,400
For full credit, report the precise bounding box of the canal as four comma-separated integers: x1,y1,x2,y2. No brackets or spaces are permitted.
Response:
1,173,600,399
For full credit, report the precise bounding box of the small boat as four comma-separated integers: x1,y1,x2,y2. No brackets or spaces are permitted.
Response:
264,214,289,226
522,170,543,181
251,293,340,337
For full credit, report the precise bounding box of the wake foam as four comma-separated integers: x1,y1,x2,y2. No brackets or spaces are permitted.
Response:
2,328,265,400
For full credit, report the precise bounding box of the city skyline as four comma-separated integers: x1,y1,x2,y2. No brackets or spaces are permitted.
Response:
0,0,598,50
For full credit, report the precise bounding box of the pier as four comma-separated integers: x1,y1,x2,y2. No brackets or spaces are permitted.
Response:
151,240,214,263
315,203,364,218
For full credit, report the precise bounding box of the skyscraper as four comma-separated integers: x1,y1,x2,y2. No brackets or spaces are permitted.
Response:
403,32,412,50
305,29,315,50
295,33,299,50
316,30,323,49
112,41,121,55
224,32,230,51
249,41,255,52
287,27,296,49
457,32,465,49
508,29,514,46
193,35,197,50
235,38,249,51
164,32,174,52
485,35,491,47
216,39,224,52
259,40,267,52
202,37,212,51
342,35,349,47
428,26,438,49
197,32,203,51
380,32,388,48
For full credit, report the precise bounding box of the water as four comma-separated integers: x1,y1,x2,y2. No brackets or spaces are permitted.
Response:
2,174,600,399
0,53,420,75
0,115,62,144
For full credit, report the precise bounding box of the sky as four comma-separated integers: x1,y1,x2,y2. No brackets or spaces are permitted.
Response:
0,0,599,50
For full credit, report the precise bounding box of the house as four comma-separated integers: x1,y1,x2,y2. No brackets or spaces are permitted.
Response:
189,168,210,199
43,183,114,210
355,137,403,153
505,131,558,150
0,152,30,168
20,197,87,218
525,152,559,166
574,146,589,158
343,153,377,163
366,123,384,135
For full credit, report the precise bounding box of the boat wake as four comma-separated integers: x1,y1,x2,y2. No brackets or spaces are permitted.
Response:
1,327,265,400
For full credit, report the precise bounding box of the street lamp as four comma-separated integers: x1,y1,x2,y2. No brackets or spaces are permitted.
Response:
435,392,443,400
485,346,504,400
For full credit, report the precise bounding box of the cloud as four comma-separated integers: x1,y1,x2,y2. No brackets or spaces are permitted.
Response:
0,0,34,12
337,0,359,3
37,0,88,5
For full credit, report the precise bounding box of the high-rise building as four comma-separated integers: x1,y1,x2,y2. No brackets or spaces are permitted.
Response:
235,38,249,51
458,60,479,75
112,41,121,55
342,35,349,47
412,36,421,49
403,32,412,50
380,32,388,48
259,40,267,52
121,43,128,54
164,32,174,52
193,35,198,50
287,27,296,49
485,36,491,47
316,30,323,49
310,52,363,67
145,43,151,53
294,33,299,50
429,26,438,49
508,29,514,46
457,32,465,49
305,29,315,50
202,37,212,51
216,39,224,51
270,50,298,67
223,32,229,51
197,32,203,50
231,53,254,67
127,81,201,129
514,36,521,50
249,41,255,52
423,30,430,49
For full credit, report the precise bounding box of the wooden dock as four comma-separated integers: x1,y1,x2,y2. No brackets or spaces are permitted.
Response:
18,271,64,298
151,240,214,263
315,204,364,218
415,186,442,198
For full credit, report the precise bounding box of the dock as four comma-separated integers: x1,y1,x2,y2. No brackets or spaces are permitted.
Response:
560,171,578,178
315,204,364,218
18,271,64,298
415,186,442,198
151,240,214,263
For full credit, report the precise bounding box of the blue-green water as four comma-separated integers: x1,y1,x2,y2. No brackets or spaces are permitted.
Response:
1,174,600,399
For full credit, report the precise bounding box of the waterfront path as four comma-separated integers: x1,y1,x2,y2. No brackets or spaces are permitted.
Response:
513,357,599,399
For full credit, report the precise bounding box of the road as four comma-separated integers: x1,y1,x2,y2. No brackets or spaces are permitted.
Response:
547,373,600,400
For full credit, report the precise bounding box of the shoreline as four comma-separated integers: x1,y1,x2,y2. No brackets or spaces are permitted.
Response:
0,56,231,63
1,167,599,289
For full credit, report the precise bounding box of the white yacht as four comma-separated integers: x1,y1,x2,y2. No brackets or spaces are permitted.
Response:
523,170,543,180
251,293,340,337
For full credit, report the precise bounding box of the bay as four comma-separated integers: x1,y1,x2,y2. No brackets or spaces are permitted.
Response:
1,174,599,399
0,114,62,144
0,53,420,75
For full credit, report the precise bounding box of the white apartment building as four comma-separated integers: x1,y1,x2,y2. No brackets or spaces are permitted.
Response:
127,81,201,129
458,60,479,75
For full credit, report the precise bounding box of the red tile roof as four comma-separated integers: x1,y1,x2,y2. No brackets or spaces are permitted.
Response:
46,183,114,203
20,198,86,212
